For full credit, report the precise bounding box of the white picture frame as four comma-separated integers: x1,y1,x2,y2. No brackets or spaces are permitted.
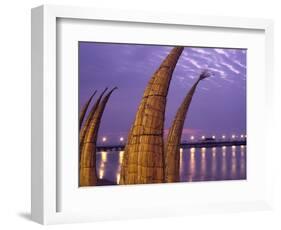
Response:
31,5,274,225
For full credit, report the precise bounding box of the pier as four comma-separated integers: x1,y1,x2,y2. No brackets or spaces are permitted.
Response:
96,140,246,152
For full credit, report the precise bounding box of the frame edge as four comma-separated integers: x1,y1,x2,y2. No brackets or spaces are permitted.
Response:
31,5,44,225
31,4,275,224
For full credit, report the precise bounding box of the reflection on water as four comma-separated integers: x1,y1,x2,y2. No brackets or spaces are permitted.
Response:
211,147,217,179
179,148,183,175
190,148,196,181
96,146,247,185
221,146,227,178
200,148,206,181
240,146,246,178
231,146,237,179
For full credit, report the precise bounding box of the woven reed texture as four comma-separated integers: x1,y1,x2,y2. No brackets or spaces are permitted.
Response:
120,47,184,185
79,90,97,130
79,88,117,186
165,79,200,182
79,88,108,159
165,71,210,182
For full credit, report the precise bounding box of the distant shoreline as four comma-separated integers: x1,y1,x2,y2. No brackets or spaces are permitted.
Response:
96,140,246,152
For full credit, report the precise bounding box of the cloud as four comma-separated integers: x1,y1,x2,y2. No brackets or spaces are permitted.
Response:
208,67,226,77
233,60,246,69
222,78,235,84
181,56,202,69
177,76,185,82
213,48,230,58
173,47,246,89
220,62,240,74
154,54,166,60
199,86,209,91
190,48,212,55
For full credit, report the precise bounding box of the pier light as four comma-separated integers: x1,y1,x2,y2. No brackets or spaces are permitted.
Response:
201,149,206,158
240,134,244,138
102,137,107,142
116,173,120,184
212,135,216,139
222,135,226,139
119,151,124,164
120,137,124,142
201,135,205,140
190,136,194,140
101,151,107,162
99,169,104,179
201,147,206,155
232,134,236,139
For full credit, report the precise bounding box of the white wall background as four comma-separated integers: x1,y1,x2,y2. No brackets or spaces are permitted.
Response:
0,0,280,229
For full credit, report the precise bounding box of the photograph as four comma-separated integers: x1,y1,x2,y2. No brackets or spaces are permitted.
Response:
78,42,247,187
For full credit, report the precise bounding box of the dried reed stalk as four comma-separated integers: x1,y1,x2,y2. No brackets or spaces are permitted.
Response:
120,47,184,185
79,90,97,130
79,88,108,155
79,87,117,186
165,70,211,182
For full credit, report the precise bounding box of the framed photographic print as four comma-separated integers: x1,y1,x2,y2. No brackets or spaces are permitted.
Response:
31,5,274,224
78,43,247,186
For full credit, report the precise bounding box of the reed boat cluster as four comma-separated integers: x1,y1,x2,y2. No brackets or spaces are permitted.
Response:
79,46,210,186
79,87,117,186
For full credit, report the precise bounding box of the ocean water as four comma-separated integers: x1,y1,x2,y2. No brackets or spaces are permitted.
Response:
96,145,246,185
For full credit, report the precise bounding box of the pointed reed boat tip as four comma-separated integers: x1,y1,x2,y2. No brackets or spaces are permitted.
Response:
199,69,213,81
99,87,108,97
120,46,184,185
105,87,118,96
90,90,97,99
79,87,109,150
79,89,98,130
79,86,117,186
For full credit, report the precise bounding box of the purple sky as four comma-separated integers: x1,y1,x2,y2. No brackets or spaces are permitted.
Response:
79,42,246,144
